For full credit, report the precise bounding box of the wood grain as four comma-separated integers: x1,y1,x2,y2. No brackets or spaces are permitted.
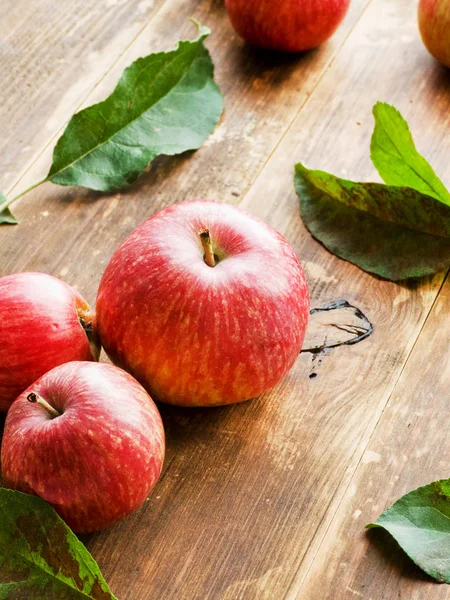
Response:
299,274,450,600
0,0,369,298
1,0,450,598
233,2,450,596
84,1,448,598
0,0,170,195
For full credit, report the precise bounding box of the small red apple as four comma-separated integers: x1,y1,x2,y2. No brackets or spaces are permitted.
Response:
0,272,100,412
96,200,310,407
225,0,351,53
418,0,450,68
1,361,165,533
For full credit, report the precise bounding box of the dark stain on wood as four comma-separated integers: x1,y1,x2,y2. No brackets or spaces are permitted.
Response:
302,299,373,353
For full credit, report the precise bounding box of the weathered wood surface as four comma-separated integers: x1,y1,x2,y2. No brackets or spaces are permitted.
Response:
239,1,450,597
0,0,172,195
1,0,450,598
300,275,450,600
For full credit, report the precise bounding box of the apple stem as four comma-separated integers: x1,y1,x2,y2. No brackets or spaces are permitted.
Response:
199,228,216,268
27,392,60,418
77,307,101,361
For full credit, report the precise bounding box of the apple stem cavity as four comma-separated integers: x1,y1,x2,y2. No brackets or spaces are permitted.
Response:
27,392,61,418
199,228,216,268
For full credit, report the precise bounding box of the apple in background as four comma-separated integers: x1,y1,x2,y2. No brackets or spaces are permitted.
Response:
225,0,351,53
418,0,450,68
1,361,165,533
0,272,100,412
96,200,310,407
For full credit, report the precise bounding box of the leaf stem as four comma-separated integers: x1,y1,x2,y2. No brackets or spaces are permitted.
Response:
0,178,47,214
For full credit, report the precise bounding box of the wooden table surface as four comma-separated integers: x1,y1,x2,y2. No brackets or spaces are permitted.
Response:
2,0,450,598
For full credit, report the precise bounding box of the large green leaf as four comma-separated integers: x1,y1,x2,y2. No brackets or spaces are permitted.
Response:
0,489,117,599
48,24,223,191
295,103,450,280
371,102,450,204
0,192,18,225
295,163,450,238
367,479,450,583
295,165,450,280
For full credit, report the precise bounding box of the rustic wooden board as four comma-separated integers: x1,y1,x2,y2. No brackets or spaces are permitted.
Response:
0,0,369,297
0,0,170,195
235,1,450,597
1,0,450,598
299,275,450,600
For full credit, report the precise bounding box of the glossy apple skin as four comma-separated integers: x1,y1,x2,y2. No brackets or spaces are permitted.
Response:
96,200,310,407
0,273,100,412
225,0,351,52
419,0,450,68
2,361,165,533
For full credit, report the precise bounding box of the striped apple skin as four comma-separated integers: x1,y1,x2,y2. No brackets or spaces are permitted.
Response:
225,0,351,52
0,273,99,412
419,0,450,68
96,200,310,407
2,361,165,533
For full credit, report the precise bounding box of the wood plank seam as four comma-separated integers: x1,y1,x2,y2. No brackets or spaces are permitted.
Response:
4,2,440,597
4,0,173,200
286,270,450,599
238,0,375,216
8,0,373,218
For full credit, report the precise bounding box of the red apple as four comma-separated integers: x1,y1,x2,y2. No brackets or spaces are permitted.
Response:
96,200,310,407
418,0,450,68
225,0,351,53
0,272,100,412
1,361,165,533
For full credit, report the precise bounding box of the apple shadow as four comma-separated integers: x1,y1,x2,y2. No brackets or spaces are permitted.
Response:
75,403,250,547
427,61,450,96
230,43,320,88
365,527,433,584
156,397,255,456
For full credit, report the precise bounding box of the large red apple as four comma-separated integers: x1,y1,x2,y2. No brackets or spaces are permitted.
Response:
0,272,100,412
1,361,165,533
418,0,450,68
225,0,351,53
96,200,310,407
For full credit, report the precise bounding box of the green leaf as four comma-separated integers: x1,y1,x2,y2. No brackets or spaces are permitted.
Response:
296,103,450,280
371,102,450,205
48,24,223,191
367,479,450,583
295,164,450,280
0,489,117,599
295,164,450,238
0,192,18,225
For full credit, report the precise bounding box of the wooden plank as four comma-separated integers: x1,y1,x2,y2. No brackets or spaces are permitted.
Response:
299,275,450,600
0,0,369,288
0,0,170,195
236,0,450,598
76,1,450,599
3,1,445,600
0,1,374,598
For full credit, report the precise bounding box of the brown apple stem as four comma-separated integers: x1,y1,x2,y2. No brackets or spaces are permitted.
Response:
27,392,60,418
199,228,216,268
77,306,101,361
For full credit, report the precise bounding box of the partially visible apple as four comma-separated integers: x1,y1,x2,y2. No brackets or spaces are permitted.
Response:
418,0,450,68
0,272,100,412
1,361,165,533
225,0,351,53
96,200,310,407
